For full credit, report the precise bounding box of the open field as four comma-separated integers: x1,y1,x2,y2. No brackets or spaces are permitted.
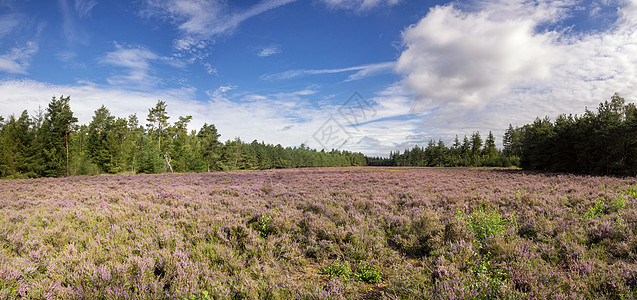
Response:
1,167,637,299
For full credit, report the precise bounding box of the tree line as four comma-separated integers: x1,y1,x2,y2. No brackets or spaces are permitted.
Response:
370,94,637,177
503,94,637,176
2,94,635,178
366,131,518,168
0,97,366,178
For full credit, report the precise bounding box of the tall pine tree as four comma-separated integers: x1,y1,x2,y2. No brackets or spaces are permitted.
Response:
41,96,77,177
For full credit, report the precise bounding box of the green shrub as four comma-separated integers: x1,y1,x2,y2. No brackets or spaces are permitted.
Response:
584,198,606,219
319,260,383,284
459,209,515,246
319,259,352,279
354,262,382,284
611,193,626,212
467,254,509,299
626,185,637,199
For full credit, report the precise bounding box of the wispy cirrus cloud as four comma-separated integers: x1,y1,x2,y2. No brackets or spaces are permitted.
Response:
58,0,90,46
321,0,401,12
99,43,162,88
0,42,38,74
0,13,20,38
74,0,98,18
261,61,395,81
142,0,296,54
257,45,281,57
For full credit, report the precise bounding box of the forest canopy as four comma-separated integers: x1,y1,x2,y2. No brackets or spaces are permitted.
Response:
0,98,366,178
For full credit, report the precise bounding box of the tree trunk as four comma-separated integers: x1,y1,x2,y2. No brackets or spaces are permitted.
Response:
210,144,214,172
131,143,137,173
164,153,173,173
234,145,239,169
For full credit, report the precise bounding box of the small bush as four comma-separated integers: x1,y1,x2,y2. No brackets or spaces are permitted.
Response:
467,254,509,300
584,199,606,219
611,193,626,212
319,259,352,279
625,185,637,199
460,209,515,246
319,260,383,284
354,262,382,284
248,214,273,238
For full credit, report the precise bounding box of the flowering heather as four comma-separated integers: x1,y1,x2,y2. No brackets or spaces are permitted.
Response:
1,167,636,299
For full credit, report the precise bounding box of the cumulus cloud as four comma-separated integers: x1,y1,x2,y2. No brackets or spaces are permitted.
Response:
0,42,38,74
0,79,331,150
396,3,561,109
394,0,637,147
0,78,421,157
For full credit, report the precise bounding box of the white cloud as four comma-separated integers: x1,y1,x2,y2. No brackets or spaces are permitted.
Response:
343,62,395,82
74,0,97,18
261,61,395,81
393,0,637,148
203,62,217,75
142,0,295,53
258,46,281,57
99,43,161,88
0,14,19,38
0,42,38,74
0,79,198,127
396,3,560,109
321,0,400,12
58,0,90,46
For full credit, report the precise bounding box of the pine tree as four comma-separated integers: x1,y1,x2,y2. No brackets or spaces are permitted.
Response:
0,111,33,177
87,105,115,172
197,123,220,172
470,132,482,166
41,96,78,177
483,131,497,159
147,100,170,151
171,115,193,172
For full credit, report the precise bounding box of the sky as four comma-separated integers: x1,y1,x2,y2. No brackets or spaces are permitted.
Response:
0,0,636,157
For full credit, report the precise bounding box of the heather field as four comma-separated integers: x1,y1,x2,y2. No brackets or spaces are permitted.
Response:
1,168,637,299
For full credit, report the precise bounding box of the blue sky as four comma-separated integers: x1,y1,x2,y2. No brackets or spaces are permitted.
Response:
1,0,636,156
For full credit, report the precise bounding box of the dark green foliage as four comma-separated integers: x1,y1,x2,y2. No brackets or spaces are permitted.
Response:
39,96,78,177
354,262,383,284
513,94,637,176
319,259,352,279
0,111,37,178
377,134,515,168
0,100,367,177
372,94,636,175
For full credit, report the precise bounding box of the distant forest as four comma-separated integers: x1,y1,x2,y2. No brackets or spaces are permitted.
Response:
0,94,635,178
0,98,366,178
369,94,637,177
